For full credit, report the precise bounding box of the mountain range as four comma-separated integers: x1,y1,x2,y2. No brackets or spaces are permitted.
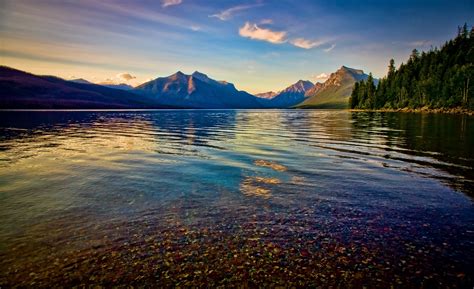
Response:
254,66,371,108
0,65,372,109
135,71,262,108
71,78,134,91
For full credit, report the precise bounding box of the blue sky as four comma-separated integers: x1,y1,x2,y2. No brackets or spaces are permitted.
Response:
1,0,472,93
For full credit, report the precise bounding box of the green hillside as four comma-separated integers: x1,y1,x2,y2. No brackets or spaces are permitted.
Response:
297,84,354,108
297,66,369,109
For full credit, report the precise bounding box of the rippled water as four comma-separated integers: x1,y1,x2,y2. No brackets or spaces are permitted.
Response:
0,110,473,287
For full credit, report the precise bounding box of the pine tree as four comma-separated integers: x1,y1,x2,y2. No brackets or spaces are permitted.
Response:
388,59,396,77
349,25,474,110
350,82,359,109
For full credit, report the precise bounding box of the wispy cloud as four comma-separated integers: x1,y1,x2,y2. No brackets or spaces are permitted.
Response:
91,2,205,33
239,22,287,44
190,25,201,31
290,38,326,49
2,49,143,72
324,43,336,52
117,72,136,81
210,4,261,21
390,40,433,48
260,19,273,25
162,0,182,8
408,40,432,47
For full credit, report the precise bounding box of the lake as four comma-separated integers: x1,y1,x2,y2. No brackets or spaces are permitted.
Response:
0,110,473,287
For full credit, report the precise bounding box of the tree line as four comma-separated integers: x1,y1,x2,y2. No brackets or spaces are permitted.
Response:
350,24,474,110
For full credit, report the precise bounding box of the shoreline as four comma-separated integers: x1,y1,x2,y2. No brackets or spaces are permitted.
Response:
350,107,474,116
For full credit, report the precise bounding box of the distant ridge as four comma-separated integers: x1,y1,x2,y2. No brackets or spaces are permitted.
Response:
71,78,134,91
0,66,167,109
255,91,277,99
100,83,134,91
258,80,314,108
71,78,92,84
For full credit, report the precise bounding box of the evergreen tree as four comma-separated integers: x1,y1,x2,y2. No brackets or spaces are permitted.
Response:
350,25,474,110
388,59,396,77
350,82,359,109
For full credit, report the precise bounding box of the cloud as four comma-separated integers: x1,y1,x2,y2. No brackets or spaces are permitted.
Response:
408,40,432,47
210,4,260,21
313,73,329,81
239,22,287,44
260,19,273,25
162,0,182,8
99,73,139,85
117,73,136,81
94,2,205,32
324,44,336,52
290,38,326,49
190,25,201,31
99,78,116,85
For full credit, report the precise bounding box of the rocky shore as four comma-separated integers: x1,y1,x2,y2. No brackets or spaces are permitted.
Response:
350,107,474,115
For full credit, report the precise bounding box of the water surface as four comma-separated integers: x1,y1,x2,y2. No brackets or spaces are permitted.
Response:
0,110,473,287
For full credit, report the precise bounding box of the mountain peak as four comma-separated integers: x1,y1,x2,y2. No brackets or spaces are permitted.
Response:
192,71,206,76
191,71,210,82
298,79,313,86
283,80,313,93
168,71,187,81
261,80,314,108
338,66,364,76
299,65,370,108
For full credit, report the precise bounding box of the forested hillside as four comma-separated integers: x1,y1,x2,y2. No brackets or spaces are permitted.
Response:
350,25,474,110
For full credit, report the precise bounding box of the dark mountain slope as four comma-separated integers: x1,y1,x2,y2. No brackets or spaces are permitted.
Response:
0,66,167,109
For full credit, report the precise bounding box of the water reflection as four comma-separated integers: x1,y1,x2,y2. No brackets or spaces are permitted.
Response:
349,112,474,194
0,110,473,287
240,176,280,198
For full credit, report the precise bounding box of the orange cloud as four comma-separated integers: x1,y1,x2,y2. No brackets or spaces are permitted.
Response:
239,22,287,44
116,73,136,81
312,73,329,81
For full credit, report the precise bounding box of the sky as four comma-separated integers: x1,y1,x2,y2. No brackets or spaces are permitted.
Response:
0,0,472,93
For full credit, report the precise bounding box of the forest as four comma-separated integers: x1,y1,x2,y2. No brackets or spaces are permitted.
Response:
350,25,474,110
